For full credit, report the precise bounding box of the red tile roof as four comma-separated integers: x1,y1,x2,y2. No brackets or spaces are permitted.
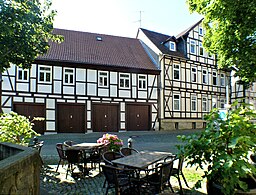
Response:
36,29,159,74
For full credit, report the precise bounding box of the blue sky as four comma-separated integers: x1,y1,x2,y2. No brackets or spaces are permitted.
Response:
52,0,202,38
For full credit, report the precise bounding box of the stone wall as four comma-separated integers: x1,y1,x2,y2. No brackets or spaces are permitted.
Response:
160,119,205,130
0,142,42,195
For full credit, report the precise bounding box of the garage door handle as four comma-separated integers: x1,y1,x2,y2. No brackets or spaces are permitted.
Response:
104,126,107,128
137,125,139,127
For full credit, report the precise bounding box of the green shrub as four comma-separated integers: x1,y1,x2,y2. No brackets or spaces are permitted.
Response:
0,112,39,145
177,101,256,195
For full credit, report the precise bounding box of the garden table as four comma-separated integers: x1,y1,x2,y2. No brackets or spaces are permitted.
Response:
112,151,173,169
66,142,105,176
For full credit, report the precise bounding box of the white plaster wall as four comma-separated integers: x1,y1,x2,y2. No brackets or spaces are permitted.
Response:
76,68,86,81
87,83,97,96
110,85,117,97
38,84,52,93
54,67,62,80
76,83,86,95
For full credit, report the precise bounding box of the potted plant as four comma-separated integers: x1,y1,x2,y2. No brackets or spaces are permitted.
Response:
97,133,123,152
177,101,256,195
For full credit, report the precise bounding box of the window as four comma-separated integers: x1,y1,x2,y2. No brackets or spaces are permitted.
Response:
190,40,196,54
138,75,147,89
191,67,197,82
64,68,74,85
191,96,197,111
169,41,176,51
173,64,180,80
212,97,217,108
173,94,180,111
202,69,208,84
220,73,225,86
98,71,108,87
212,71,217,85
199,27,203,35
202,97,208,112
199,42,204,56
220,99,225,108
38,66,51,83
17,67,28,81
119,73,130,88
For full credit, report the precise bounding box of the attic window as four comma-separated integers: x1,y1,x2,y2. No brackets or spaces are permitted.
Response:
169,41,176,51
96,36,102,41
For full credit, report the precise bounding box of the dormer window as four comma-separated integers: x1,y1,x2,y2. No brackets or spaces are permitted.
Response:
169,41,176,51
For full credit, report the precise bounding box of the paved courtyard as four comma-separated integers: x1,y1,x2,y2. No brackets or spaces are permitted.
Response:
39,130,207,195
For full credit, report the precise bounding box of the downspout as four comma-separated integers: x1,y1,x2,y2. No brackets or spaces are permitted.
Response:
0,72,2,113
158,54,165,131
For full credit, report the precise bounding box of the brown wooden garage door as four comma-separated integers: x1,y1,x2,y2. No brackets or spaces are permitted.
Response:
92,104,119,132
13,103,46,134
126,104,151,131
57,104,86,133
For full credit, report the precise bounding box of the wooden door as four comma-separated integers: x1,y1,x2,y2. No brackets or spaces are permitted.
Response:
13,103,46,134
92,104,119,132
57,104,86,133
127,104,151,131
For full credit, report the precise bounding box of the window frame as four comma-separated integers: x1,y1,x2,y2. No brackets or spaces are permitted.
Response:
17,67,29,81
220,99,225,109
98,71,109,88
169,41,176,51
220,73,225,87
64,67,74,85
202,69,208,84
212,97,217,109
202,97,208,112
173,64,180,80
173,94,180,111
38,65,52,83
191,95,197,112
199,42,204,56
191,66,197,83
212,71,217,86
199,27,203,35
190,40,196,54
138,74,147,90
119,73,130,89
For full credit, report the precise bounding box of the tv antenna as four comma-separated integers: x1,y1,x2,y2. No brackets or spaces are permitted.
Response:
134,11,144,28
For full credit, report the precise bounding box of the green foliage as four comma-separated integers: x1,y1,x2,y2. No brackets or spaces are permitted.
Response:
186,0,256,83
0,112,39,145
0,0,63,72
178,101,256,195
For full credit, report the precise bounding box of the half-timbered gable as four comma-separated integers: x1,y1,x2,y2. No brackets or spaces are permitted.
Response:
137,20,228,130
1,29,160,134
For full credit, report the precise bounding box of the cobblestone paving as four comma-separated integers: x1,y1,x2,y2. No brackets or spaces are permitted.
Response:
39,131,207,195
40,164,206,195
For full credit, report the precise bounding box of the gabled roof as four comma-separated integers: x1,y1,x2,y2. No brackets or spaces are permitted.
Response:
36,29,159,74
176,18,204,39
139,28,185,58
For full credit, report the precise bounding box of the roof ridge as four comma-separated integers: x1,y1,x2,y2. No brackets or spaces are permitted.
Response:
176,18,204,39
53,28,138,40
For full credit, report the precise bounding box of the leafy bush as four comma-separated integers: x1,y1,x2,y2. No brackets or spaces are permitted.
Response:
0,112,39,145
177,101,256,195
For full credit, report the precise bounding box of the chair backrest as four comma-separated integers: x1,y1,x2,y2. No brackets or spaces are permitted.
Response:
160,161,174,185
177,157,184,172
56,143,66,159
101,164,119,187
120,147,139,156
65,149,82,163
102,151,122,165
63,140,75,147
33,141,44,153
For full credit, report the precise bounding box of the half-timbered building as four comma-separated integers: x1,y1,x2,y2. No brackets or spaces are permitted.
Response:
1,29,160,134
137,19,228,130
